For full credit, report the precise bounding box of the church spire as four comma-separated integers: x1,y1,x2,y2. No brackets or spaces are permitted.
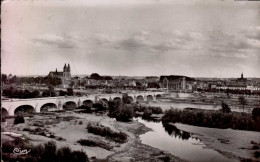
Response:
64,63,67,72
241,73,243,79
68,64,70,72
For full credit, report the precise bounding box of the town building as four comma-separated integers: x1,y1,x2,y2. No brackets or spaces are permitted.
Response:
159,75,194,92
48,63,71,88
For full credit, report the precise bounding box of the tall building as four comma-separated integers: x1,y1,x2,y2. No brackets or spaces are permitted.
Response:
48,63,71,87
159,75,194,92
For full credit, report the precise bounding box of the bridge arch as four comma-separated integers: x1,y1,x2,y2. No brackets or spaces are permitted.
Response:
99,98,109,107
100,98,108,103
63,101,77,110
14,105,35,115
127,96,134,103
40,103,58,112
83,100,94,108
2,107,9,117
113,97,122,103
136,95,144,102
156,94,162,99
147,95,154,101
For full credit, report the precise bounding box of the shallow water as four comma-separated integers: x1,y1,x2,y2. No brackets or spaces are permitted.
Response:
137,118,237,162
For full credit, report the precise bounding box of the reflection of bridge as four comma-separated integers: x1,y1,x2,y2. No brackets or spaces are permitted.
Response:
1,92,164,116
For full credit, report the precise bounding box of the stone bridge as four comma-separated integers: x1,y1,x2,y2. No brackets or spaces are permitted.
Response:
1,92,164,116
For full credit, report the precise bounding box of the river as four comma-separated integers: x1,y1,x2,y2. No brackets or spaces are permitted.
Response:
136,118,238,162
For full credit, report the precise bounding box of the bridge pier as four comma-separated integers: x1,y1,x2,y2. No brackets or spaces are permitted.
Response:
153,94,157,101
133,96,137,103
144,95,147,101
8,107,15,116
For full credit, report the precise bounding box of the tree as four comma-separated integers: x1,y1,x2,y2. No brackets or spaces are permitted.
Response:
48,85,55,97
10,87,14,99
147,82,160,88
115,106,134,122
9,75,17,83
143,108,153,118
252,108,260,121
32,90,40,98
122,93,131,104
34,76,43,84
108,101,119,118
67,88,74,96
1,74,7,84
90,73,101,80
59,90,67,96
238,96,247,112
221,101,231,113
69,81,75,88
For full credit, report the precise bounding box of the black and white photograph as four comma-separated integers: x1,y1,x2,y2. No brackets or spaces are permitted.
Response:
1,0,260,161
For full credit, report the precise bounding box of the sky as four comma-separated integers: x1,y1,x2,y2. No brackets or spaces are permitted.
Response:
1,0,260,78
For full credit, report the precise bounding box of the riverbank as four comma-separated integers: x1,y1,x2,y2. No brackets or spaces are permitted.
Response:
175,123,260,161
1,111,186,162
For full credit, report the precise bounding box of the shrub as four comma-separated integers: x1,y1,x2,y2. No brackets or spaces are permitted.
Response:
252,145,260,150
254,151,260,158
56,136,66,141
77,105,91,110
23,127,33,132
2,116,6,122
71,150,88,162
30,144,44,160
108,101,119,118
93,103,106,112
2,140,89,162
42,141,57,160
2,137,27,153
86,123,127,143
122,94,132,104
143,108,152,119
108,101,134,122
57,146,72,162
14,115,25,124
134,105,162,114
252,108,260,121
162,108,259,131
79,121,83,125
151,106,163,114
115,106,134,122
77,139,112,150
221,101,231,113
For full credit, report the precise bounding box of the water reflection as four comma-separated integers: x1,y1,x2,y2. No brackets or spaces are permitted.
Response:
162,123,191,140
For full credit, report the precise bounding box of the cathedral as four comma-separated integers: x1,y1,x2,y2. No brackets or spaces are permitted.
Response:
48,63,71,87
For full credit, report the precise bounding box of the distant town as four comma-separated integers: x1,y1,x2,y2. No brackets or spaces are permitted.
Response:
2,63,260,99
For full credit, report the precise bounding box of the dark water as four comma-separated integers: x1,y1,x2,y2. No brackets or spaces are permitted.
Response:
136,118,237,162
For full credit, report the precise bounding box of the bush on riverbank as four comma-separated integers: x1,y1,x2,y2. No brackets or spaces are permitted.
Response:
162,108,260,131
77,139,113,150
143,108,153,119
86,123,127,143
135,105,163,114
14,115,25,124
115,106,134,122
2,139,88,162
108,101,134,122
93,103,107,112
